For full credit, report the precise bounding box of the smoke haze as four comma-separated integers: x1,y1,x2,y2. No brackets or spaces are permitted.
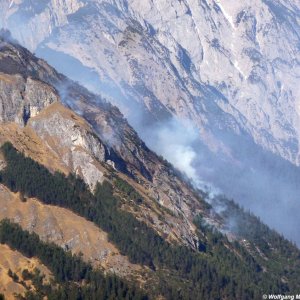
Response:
29,40,300,246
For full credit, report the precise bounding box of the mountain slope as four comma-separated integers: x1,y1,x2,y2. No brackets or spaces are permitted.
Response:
0,243,52,300
0,33,300,299
2,142,300,299
0,31,208,247
0,184,145,279
1,0,300,243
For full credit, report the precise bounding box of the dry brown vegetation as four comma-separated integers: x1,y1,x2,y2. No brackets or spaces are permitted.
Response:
0,122,69,175
0,184,147,280
0,244,51,299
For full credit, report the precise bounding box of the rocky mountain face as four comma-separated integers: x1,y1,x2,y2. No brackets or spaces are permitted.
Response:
0,40,59,125
0,32,206,249
0,0,299,243
0,32,300,299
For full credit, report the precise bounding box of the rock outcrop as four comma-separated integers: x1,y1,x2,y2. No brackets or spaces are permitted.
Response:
0,73,59,125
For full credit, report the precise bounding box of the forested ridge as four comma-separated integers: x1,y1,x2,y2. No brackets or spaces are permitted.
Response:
0,142,300,300
0,219,147,300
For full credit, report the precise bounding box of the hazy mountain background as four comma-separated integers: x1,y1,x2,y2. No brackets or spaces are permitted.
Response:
1,0,300,244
